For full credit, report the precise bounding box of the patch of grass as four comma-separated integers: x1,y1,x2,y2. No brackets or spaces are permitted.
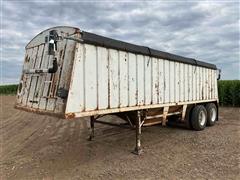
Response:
0,84,18,95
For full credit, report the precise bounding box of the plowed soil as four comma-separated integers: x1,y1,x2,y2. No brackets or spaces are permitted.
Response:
1,96,239,179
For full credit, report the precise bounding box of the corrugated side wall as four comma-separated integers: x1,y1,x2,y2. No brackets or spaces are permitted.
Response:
65,43,218,117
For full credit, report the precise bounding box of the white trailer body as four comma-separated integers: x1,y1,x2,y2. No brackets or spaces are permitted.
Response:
16,26,220,154
15,26,218,119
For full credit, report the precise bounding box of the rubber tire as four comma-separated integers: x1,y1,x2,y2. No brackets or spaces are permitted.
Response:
205,103,217,126
190,105,207,131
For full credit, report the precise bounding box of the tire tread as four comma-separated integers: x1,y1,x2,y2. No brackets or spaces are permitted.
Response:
191,105,207,131
206,103,217,126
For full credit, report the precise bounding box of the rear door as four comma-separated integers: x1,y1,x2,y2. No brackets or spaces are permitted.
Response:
16,27,78,114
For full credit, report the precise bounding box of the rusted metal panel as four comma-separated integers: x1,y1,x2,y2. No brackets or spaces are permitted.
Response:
26,47,39,106
214,70,218,99
210,69,212,99
175,62,179,103
212,69,215,99
32,44,45,109
97,47,109,109
199,66,202,100
119,51,128,107
210,69,213,99
28,45,45,108
158,58,164,103
59,39,77,91
109,49,119,108
152,57,159,104
84,44,98,111
128,53,137,106
205,68,208,100
196,66,200,100
179,62,184,102
188,65,193,101
137,54,145,106
53,38,68,113
18,48,33,104
144,56,152,105
65,43,84,113
169,61,175,103
38,42,53,110
164,60,170,103
184,64,188,102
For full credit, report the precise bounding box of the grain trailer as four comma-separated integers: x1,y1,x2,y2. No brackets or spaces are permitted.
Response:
15,26,220,154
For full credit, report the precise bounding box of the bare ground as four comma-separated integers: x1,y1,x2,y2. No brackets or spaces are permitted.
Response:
0,95,239,180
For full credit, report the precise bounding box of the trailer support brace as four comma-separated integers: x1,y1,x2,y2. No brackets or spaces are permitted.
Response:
132,111,143,155
181,104,188,122
162,106,169,126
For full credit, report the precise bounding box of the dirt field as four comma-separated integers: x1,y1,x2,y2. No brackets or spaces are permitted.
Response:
0,96,239,180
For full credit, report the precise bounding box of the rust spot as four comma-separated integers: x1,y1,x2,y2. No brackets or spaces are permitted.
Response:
59,50,63,59
24,55,28,62
14,104,65,118
24,55,30,63
65,113,75,119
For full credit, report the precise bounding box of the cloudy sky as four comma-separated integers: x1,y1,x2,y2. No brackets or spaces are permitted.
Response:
1,0,239,84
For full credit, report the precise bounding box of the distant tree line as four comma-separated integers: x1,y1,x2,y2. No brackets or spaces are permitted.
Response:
0,84,18,95
218,80,240,107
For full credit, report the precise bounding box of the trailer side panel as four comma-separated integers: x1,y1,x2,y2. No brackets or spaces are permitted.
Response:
65,43,218,117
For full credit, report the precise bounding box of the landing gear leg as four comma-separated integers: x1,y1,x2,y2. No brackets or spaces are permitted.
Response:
132,111,143,155
88,116,95,141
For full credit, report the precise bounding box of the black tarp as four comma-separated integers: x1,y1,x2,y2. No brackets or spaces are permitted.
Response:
81,31,217,70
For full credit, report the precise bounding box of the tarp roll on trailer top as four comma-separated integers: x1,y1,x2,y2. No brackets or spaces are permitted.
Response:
80,31,217,70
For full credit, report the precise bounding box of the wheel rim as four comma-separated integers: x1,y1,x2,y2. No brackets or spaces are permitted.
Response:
210,108,217,122
199,110,206,126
